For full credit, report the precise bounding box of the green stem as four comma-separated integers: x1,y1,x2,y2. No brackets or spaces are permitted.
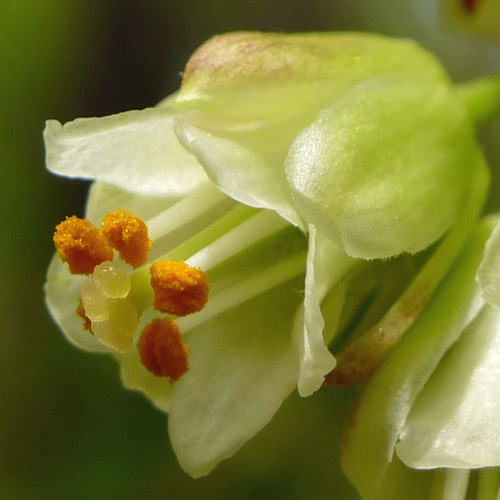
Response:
457,73,500,126
477,468,500,500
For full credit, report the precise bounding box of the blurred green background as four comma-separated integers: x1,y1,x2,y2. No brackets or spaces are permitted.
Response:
2,1,499,499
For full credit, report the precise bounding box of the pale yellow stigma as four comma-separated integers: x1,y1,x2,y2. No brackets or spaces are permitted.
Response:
100,210,152,268
54,216,114,275
80,261,138,352
150,260,210,316
137,318,190,381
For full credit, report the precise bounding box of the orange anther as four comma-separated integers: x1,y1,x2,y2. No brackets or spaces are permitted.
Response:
100,210,152,268
54,216,114,275
150,260,210,316
76,298,93,333
137,318,190,381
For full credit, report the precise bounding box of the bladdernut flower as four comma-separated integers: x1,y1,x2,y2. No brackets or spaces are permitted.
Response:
46,179,353,477
44,31,499,487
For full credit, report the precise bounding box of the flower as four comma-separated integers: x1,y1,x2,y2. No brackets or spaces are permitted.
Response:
46,179,351,477
44,30,500,491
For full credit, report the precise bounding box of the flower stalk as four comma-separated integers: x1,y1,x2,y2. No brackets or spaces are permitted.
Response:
457,72,500,126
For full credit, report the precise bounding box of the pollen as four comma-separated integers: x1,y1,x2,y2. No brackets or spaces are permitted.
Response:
100,210,152,268
150,260,210,316
54,216,114,275
76,298,93,333
137,318,190,381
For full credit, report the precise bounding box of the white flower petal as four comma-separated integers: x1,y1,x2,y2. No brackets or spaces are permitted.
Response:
296,226,355,397
119,349,175,414
397,303,500,469
44,107,207,195
45,255,110,353
174,117,303,228
168,281,302,477
285,78,474,259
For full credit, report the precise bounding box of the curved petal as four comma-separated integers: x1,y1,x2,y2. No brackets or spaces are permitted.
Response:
44,106,207,195
168,279,303,477
45,255,111,353
296,226,356,397
285,77,476,259
174,117,303,228
397,303,500,469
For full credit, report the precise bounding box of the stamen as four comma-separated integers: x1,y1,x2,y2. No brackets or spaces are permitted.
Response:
54,216,113,275
100,210,152,268
150,260,210,316
146,181,235,242
186,209,288,271
442,469,470,500
137,318,190,381
76,298,93,333
178,251,307,333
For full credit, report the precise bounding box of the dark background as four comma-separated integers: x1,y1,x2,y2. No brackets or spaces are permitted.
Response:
1,1,499,499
